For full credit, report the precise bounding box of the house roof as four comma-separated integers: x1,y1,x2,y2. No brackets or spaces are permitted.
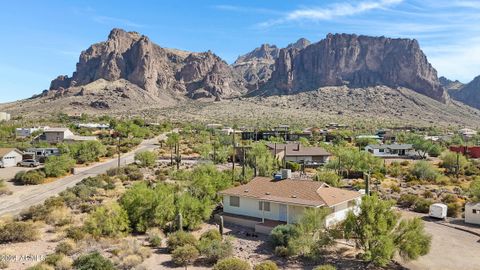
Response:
44,128,70,133
0,148,22,157
219,177,361,207
267,143,331,157
367,144,413,150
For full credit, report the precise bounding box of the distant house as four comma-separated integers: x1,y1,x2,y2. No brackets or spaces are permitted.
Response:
0,112,11,122
16,126,49,138
218,176,362,233
0,148,23,168
458,128,477,138
24,148,60,162
267,143,331,165
76,123,110,129
465,202,480,225
365,144,414,158
37,128,97,144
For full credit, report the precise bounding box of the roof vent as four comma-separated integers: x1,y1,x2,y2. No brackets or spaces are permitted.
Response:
244,189,249,193
291,195,297,198
265,192,271,195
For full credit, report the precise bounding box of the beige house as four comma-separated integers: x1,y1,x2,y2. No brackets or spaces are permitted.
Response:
465,202,480,225
37,128,97,144
218,177,361,234
267,143,331,165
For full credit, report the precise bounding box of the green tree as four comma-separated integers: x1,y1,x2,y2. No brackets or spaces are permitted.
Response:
315,170,341,187
134,151,157,167
326,147,382,177
73,252,115,270
44,155,75,177
409,161,439,182
171,244,199,269
344,194,431,266
469,178,480,202
440,151,469,175
176,193,214,230
246,143,277,177
120,183,176,232
84,202,130,238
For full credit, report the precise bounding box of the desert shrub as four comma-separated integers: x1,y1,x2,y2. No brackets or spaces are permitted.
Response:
44,206,72,227
388,162,404,177
274,246,290,257
440,151,469,175
423,190,433,198
44,253,63,266
44,155,75,177
134,151,157,167
0,180,11,195
270,224,300,248
315,170,340,187
146,228,163,247
0,221,39,243
198,236,234,263
410,161,439,182
0,253,9,269
313,264,336,270
400,160,410,166
254,260,279,270
55,239,76,255
112,238,151,269
213,257,251,270
65,226,86,241
171,244,199,267
62,141,107,164
73,252,115,270
84,202,130,238
390,184,400,193
167,231,197,251
199,229,222,242
413,198,432,213
25,264,54,270
286,161,301,172
447,203,462,217
398,194,419,208
14,170,46,185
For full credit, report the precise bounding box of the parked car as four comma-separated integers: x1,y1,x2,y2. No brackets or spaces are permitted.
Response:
17,159,40,167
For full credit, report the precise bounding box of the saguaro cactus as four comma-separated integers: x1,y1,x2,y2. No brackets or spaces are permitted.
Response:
177,213,183,231
218,215,224,238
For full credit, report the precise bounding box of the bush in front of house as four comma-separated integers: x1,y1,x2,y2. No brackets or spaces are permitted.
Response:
14,170,46,185
254,260,279,270
171,244,199,267
270,224,300,248
197,230,233,263
286,161,301,172
167,231,198,252
73,252,115,270
0,220,39,243
213,257,251,270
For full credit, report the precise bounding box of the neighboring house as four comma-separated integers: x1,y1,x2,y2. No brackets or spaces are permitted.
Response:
267,143,331,165
0,148,23,168
218,176,361,234
365,144,414,158
37,128,97,144
0,112,11,121
16,126,49,138
459,128,477,138
465,202,480,225
449,146,480,159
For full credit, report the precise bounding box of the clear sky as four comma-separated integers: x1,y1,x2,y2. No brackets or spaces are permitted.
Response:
1,0,479,103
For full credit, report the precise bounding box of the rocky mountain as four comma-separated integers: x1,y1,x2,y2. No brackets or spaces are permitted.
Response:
266,34,448,103
233,38,311,90
449,75,480,109
439,76,464,91
49,28,246,101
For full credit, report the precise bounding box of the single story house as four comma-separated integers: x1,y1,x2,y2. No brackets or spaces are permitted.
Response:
76,123,110,129
0,112,11,122
267,143,331,165
24,148,60,162
365,144,414,158
0,148,23,168
36,128,97,144
465,202,480,225
16,126,49,138
459,128,477,138
218,176,362,233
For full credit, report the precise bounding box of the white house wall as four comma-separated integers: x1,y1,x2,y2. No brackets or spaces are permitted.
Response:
465,204,480,225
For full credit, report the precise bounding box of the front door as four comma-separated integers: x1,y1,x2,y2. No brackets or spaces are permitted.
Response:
279,204,287,222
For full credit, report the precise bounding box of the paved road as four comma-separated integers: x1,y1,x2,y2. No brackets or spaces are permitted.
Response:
0,133,168,217
400,211,480,270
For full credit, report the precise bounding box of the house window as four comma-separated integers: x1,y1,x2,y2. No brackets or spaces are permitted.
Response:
474,209,478,214
259,201,270,211
379,149,384,153
229,196,240,207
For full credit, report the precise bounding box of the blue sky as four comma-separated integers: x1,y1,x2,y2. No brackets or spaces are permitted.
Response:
1,0,480,102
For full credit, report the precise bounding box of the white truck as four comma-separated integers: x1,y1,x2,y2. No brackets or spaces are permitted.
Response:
429,203,448,219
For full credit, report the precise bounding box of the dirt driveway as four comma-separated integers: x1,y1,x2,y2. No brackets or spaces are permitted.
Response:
400,211,480,270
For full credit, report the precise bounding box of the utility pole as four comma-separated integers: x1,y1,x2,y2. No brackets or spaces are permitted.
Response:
232,132,235,182
116,137,121,174
242,146,246,183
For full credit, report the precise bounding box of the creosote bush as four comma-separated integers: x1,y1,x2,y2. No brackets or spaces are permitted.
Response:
0,220,39,243
254,260,279,270
213,257,251,270
167,231,197,251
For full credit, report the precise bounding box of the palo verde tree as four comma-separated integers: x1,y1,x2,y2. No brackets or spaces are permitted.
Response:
246,143,277,177
344,194,431,267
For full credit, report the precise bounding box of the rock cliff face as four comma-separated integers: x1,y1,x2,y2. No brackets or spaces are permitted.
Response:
49,28,246,99
233,38,311,90
268,34,447,102
450,75,480,109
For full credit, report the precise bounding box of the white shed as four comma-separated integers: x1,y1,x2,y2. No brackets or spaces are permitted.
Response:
0,148,23,168
465,202,480,225
429,203,447,219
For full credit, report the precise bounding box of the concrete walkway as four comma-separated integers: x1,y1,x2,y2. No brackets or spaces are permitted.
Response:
0,133,169,217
